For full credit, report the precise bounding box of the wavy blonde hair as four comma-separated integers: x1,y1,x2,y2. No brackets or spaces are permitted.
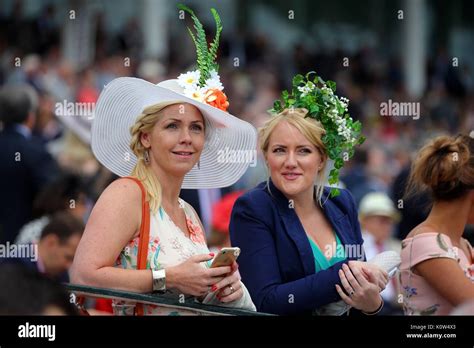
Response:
129,101,185,213
259,108,328,205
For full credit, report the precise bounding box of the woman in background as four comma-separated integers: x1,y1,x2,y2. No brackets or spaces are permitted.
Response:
400,134,474,315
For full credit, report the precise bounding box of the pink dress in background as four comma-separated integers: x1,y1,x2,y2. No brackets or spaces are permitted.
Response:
399,232,474,315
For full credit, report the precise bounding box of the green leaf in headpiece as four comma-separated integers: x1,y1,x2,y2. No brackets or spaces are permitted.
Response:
208,8,222,72
177,4,223,86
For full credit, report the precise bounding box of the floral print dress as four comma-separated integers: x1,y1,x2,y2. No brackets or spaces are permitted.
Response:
113,198,255,315
399,232,474,315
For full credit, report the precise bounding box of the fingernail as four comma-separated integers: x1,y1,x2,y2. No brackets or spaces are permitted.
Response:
209,253,215,257
211,285,217,292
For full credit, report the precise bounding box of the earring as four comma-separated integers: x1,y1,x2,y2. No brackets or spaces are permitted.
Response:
144,149,150,164
197,160,201,170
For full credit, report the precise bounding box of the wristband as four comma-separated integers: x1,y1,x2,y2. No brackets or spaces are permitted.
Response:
362,297,384,315
152,269,166,293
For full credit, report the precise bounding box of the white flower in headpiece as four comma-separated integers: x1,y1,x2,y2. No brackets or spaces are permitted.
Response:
328,107,338,119
297,85,312,97
204,69,224,90
339,96,349,111
321,86,334,95
205,77,223,91
209,70,220,80
183,86,206,102
177,70,201,89
297,81,315,97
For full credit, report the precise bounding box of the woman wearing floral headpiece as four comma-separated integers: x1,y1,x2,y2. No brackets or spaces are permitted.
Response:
71,5,256,315
230,73,389,315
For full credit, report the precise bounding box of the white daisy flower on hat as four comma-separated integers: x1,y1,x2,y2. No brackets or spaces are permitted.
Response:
205,77,224,91
183,86,207,102
177,70,201,89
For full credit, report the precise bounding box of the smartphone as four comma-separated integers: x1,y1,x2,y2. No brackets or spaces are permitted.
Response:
210,247,240,268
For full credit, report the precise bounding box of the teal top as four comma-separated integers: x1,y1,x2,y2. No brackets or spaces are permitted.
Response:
308,232,346,273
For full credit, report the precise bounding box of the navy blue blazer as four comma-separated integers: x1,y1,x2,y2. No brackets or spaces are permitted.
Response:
230,179,365,315
0,126,59,243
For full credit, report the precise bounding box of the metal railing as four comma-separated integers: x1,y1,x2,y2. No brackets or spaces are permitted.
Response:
65,283,274,316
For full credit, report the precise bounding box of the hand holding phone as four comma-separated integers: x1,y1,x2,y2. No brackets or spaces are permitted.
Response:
210,247,240,268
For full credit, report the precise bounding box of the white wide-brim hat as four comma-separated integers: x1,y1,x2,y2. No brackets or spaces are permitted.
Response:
91,77,257,189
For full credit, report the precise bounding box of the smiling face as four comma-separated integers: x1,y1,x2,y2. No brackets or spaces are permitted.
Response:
140,103,205,177
265,120,325,199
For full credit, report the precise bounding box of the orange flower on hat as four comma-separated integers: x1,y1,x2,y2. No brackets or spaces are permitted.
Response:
204,88,229,111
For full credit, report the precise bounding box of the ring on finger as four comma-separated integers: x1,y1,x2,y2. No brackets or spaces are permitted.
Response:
229,285,235,294
340,271,355,296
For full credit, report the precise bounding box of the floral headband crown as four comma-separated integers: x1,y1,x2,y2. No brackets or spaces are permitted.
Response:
270,72,365,197
176,4,229,111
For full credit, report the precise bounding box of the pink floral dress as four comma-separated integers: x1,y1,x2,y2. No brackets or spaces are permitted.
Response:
399,232,474,315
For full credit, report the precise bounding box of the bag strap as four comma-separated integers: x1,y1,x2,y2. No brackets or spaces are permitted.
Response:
120,176,150,316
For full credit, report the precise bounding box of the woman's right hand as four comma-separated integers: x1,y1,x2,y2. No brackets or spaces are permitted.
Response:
347,261,388,291
166,253,231,297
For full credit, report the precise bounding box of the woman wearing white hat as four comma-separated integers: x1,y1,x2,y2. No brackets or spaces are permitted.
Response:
70,5,256,315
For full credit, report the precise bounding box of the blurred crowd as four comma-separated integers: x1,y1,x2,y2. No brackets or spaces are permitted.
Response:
0,1,473,315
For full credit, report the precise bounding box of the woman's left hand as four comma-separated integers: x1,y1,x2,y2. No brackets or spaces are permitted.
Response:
212,262,244,303
335,263,383,313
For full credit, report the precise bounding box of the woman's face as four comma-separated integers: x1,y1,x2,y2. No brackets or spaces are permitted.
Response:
141,103,205,177
266,120,324,199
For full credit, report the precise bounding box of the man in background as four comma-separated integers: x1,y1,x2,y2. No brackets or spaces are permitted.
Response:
13,211,84,283
0,84,59,243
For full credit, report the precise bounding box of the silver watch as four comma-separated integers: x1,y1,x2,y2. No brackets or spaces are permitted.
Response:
152,269,166,293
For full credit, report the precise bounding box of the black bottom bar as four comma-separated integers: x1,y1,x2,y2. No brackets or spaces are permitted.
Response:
0,316,473,346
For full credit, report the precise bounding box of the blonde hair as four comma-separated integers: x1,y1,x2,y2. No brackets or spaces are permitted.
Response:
259,108,328,205
129,101,183,213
